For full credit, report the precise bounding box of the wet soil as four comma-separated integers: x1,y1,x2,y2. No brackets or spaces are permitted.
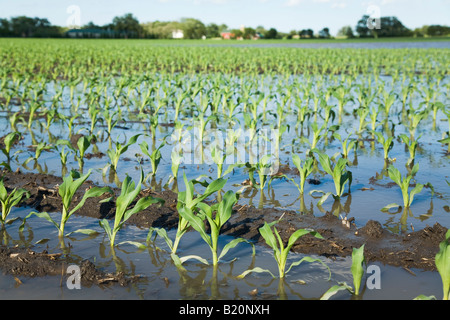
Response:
0,169,447,286
0,245,139,287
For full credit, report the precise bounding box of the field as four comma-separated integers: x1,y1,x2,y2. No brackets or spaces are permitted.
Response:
0,38,449,300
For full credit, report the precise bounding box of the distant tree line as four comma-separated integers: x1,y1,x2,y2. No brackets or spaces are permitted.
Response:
0,13,448,39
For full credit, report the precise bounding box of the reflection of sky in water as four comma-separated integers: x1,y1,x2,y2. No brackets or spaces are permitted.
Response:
1,206,443,300
2,70,447,232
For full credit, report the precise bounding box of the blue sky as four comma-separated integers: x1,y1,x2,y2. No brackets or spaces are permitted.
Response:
1,0,449,35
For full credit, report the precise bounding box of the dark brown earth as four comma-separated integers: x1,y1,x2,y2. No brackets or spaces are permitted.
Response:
0,169,447,287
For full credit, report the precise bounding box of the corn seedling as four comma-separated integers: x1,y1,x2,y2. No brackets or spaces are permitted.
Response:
0,179,29,225
321,244,366,299
177,190,254,266
399,133,421,165
270,154,314,196
333,132,357,159
372,131,394,160
164,173,227,255
245,154,273,191
310,149,352,205
107,134,141,172
1,132,20,163
238,220,330,279
20,169,112,238
382,163,423,210
139,140,164,177
435,229,450,300
99,170,164,247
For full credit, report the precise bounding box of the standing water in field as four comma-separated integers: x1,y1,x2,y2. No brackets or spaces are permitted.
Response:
0,39,448,300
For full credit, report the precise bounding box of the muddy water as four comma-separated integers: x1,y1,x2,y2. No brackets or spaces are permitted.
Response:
0,206,443,300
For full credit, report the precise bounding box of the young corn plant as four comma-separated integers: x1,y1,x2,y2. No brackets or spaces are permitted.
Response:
269,154,314,196
245,154,273,191
372,131,394,161
177,190,254,267
139,140,164,177
1,132,20,163
333,132,357,159
76,135,91,172
0,179,30,225
435,230,450,300
399,133,421,165
20,170,112,238
157,173,227,255
238,220,330,279
99,171,164,248
414,230,450,300
107,134,141,172
382,163,423,211
321,244,366,299
310,149,352,206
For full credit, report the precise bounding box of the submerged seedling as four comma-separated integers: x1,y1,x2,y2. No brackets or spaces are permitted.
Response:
435,230,450,300
372,131,394,160
382,163,423,210
107,134,141,172
1,132,20,163
0,179,29,225
157,173,227,255
177,190,254,267
238,220,330,279
321,244,366,299
310,149,352,205
99,170,164,247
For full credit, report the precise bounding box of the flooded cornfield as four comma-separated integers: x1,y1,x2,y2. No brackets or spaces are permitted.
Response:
0,38,448,301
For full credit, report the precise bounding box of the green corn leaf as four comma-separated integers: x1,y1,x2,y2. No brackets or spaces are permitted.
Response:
99,219,112,241
387,165,402,187
435,230,450,300
258,222,280,255
118,240,147,250
120,195,164,229
178,206,212,248
320,282,354,300
218,238,255,262
68,186,112,218
381,203,401,212
351,244,366,296
237,267,276,279
20,211,59,232
286,256,331,280
408,183,423,207
148,227,174,251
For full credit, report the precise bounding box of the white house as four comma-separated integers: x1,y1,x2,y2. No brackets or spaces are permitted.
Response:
172,29,184,39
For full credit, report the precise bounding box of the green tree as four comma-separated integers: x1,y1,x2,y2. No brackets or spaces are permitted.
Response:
299,29,314,38
264,27,278,39
180,18,206,39
337,25,354,38
205,23,220,38
318,27,330,38
112,13,143,38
